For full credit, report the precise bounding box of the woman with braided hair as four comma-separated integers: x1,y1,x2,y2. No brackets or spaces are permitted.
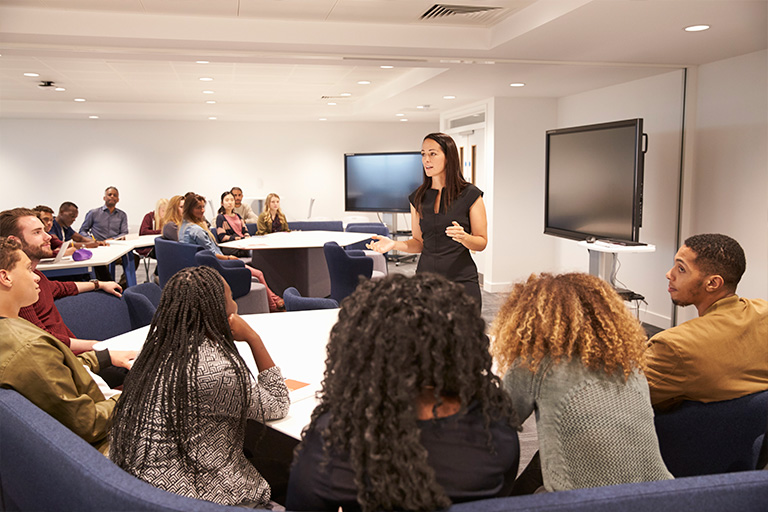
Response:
109,265,289,507
286,272,520,512
491,272,671,494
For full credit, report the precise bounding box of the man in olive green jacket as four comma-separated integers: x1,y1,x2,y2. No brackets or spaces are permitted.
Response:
0,236,124,454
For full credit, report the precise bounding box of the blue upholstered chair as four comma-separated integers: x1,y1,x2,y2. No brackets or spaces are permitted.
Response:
654,389,768,477
283,286,338,311
323,242,373,304
194,250,269,314
246,223,258,236
344,222,391,253
54,291,133,340
154,238,203,288
288,220,343,232
123,282,162,329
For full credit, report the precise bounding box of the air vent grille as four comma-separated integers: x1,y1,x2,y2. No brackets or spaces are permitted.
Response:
421,4,503,22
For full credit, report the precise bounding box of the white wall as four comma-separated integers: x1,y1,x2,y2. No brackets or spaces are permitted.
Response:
677,49,768,323
0,119,435,231
553,70,687,328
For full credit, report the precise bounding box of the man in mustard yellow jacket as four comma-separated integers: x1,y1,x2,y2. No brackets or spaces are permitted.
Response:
646,234,768,411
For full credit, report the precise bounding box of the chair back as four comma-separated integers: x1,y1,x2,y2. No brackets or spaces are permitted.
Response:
246,223,258,236
655,389,768,476
194,250,250,299
123,282,161,329
323,242,373,303
345,222,391,252
54,291,133,340
154,238,203,288
283,286,338,311
0,388,241,512
288,220,343,232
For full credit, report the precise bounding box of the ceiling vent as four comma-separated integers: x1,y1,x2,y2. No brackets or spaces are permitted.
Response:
38,80,56,89
421,4,504,23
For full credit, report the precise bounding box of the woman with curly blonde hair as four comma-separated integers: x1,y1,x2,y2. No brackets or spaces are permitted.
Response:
491,272,671,494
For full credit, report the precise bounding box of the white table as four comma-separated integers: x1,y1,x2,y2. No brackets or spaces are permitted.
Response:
97,308,338,439
38,235,159,287
221,231,374,297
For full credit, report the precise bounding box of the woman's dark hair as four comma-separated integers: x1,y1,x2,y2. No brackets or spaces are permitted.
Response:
302,272,517,512
411,133,469,216
110,266,258,482
218,191,235,215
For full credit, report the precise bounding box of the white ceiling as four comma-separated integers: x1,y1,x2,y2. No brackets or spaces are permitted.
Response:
0,0,765,122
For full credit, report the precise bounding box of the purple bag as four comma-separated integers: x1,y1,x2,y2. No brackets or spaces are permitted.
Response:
72,249,93,261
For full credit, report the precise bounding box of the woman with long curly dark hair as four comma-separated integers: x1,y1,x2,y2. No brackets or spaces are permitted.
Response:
286,272,519,512
110,266,289,507
491,272,671,493
366,133,487,308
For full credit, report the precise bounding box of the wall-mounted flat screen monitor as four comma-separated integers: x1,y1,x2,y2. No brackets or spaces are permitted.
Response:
344,152,424,213
545,118,647,244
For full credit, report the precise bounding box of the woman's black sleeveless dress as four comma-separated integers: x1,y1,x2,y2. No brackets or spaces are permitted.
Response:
409,184,483,308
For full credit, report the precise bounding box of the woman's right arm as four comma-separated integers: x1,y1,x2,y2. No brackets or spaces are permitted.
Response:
367,204,424,254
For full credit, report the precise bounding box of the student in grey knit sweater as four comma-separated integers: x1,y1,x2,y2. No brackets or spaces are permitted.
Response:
491,272,672,493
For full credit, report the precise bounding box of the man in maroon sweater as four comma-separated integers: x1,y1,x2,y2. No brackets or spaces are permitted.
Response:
0,208,133,382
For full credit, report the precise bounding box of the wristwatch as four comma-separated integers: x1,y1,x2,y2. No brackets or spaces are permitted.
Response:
91,279,100,290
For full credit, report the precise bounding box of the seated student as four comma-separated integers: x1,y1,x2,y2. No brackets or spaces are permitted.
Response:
138,198,167,256
160,195,184,241
491,272,672,493
0,237,135,455
180,194,284,312
33,205,71,256
110,266,289,507
231,186,259,224
215,191,251,259
50,201,101,249
645,233,768,411
287,273,520,512
256,193,290,235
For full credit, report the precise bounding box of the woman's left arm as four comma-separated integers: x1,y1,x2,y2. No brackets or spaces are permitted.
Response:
446,196,488,252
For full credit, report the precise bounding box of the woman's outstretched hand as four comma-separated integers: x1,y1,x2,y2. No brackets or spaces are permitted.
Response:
366,234,395,253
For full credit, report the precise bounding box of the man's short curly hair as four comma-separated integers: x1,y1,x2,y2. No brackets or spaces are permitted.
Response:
684,233,746,291
0,237,23,272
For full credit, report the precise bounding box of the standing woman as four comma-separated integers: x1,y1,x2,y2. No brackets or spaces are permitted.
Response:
180,194,284,312
491,272,671,493
367,133,487,307
110,266,289,507
256,193,290,235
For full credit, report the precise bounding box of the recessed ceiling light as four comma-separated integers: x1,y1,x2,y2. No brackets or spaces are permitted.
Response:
357,80,371,85
319,118,327,121
199,77,213,81
340,92,351,97
684,24,710,32
196,60,210,64
54,87,66,92
416,105,424,109
400,119,409,122
396,113,405,117
89,115,99,119
74,98,86,102
23,73,40,77
327,102,337,106
380,65,394,69
509,82,526,87
202,90,215,94
208,117,217,120
443,95,456,100
206,100,216,104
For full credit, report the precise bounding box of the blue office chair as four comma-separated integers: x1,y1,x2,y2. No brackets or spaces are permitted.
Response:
323,242,373,304
246,223,258,236
194,250,269,314
54,291,133,340
283,286,338,311
654,389,768,476
154,238,203,288
344,222,391,253
123,282,161,329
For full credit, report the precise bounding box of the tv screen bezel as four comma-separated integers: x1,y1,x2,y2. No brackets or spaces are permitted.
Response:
344,151,424,213
544,118,645,244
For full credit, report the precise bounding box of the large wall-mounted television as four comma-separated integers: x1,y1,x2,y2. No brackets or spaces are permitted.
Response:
344,152,424,213
544,118,647,244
